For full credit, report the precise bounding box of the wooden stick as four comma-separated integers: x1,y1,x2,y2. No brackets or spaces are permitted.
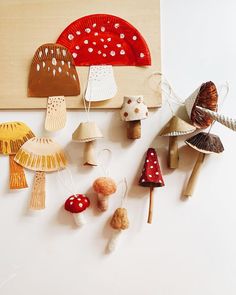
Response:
29,171,46,210
9,155,28,189
147,187,154,224
84,141,97,166
168,136,179,169
184,153,205,197
127,120,141,139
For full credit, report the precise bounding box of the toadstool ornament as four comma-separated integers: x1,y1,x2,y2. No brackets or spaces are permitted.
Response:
57,14,151,101
158,116,196,169
93,177,117,211
139,148,164,224
184,132,224,197
107,208,129,253
120,96,148,139
0,122,35,189
14,137,67,210
185,81,218,129
72,122,103,166
28,43,80,131
64,194,90,227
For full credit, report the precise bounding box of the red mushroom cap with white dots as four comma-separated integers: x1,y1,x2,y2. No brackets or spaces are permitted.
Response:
57,14,151,66
64,194,90,213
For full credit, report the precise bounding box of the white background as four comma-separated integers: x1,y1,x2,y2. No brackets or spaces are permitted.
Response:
1,0,236,294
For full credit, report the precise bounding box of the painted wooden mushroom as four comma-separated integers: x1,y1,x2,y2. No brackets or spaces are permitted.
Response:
72,122,103,166
139,148,164,224
185,81,218,129
0,122,35,189
120,96,148,139
159,116,196,169
184,132,224,197
28,43,80,131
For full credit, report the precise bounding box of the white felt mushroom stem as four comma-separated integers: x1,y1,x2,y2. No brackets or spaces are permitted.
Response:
72,213,86,227
97,193,108,211
184,153,205,197
107,230,122,253
84,141,97,166
127,120,141,139
168,136,179,169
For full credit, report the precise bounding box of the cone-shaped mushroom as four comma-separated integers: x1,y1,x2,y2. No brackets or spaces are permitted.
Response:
72,122,103,166
107,208,129,253
0,122,35,189
120,96,148,139
185,81,218,129
139,148,164,224
184,132,224,197
159,116,196,169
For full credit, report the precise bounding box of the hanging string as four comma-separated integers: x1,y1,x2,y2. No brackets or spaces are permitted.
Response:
57,168,78,198
120,177,128,208
97,148,112,176
82,76,92,122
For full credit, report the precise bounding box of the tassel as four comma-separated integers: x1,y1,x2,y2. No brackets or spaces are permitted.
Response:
9,155,28,189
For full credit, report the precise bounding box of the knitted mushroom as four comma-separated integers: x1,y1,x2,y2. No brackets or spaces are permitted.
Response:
107,208,129,253
93,177,117,211
120,96,148,139
64,194,90,226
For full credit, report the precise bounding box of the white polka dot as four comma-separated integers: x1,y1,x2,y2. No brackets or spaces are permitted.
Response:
141,179,145,182
151,153,154,156
107,38,111,42
116,44,121,48
149,175,152,177
88,48,93,53
61,61,65,65
104,44,108,48
62,50,66,56
100,38,104,42
79,203,83,208
133,35,137,40
48,67,50,71
66,71,69,75
84,40,89,44
120,33,125,39
103,53,107,57
155,172,159,175
140,53,145,58
150,166,153,169
114,23,120,28
75,45,80,50
72,53,77,58
53,69,56,76
146,159,149,162
70,201,73,205
85,28,91,33
68,34,74,40
92,42,96,45
68,61,71,68
92,23,97,28
94,32,98,36
70,197,75,200
73,75,76,80
76,31,81,35
84,199,88,202
98,50,102,55
101,26,105,32
45,48,48,55
110,51,116,56
52,58,57,65
38,51,42,58
42,62,45,68
120,50,125,55
36,64,40,71
154,161,157,164
58,67,62,73
51,49,54,54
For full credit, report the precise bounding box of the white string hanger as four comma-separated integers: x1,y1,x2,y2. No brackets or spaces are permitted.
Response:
97,148,112,177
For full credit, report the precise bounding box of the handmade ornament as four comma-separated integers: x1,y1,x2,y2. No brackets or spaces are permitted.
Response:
57,14,151,101
14,137,67,209
0,122,35,189
28,43,80,131
159,116,196,169
185,81,218,129
184,132,224,197
196,106,236,131
72,122,103,166
120,96,148,139
139,148,164,224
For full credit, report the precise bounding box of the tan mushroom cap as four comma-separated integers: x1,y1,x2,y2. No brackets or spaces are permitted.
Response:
72,122,103,142
159,116,196,137
93,177,117,196
120,95,148,122
110,208,129,230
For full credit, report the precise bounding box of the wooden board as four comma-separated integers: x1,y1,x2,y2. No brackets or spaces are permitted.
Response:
0,0,161,109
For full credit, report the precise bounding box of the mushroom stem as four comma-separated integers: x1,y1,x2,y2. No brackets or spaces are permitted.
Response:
127,120,141,139
84,141,97,166
97,193,108,211
30,171,46,210
72,213,86,227
9,155,28,189
107,230,122,253
184,153,205,197
147,187,154,224
168,136,179,169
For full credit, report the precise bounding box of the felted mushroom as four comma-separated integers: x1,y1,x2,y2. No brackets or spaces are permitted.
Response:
64,194,90,227
120,95,148,139
185,81,218,129
107,208,129,253
57,14,151,101
0,122,35,189
14,137,67,210
184,132,224,197
158,116,196,169
72,122,103,166
93,177,117,211
139,148,164,224
28,43,80,131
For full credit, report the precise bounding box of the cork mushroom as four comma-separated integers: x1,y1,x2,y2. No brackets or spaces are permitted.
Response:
139,148,164,224
0,122,35,189
185,81,218,129
57,14,151,101
64,194,90,227
93,177,117,211
72,122,103,166
184,132,224,197
158,116,196,169
120,96,148,139
107,208,129,253
28,43,80,131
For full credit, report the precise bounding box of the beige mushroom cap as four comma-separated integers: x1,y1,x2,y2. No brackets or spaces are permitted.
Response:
120,95,148,122
159,116,196,137
72,122,103,143
93,177,117,196
110,208,129,230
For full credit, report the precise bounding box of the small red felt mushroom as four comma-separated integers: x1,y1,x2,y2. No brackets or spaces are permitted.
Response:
64,194,90,227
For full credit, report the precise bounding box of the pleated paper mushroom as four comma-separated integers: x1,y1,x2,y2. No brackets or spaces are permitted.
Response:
139,148,164,224
184,132,224,197
0,122,35,189
158,116,196,169
28,43,80,131
185,81,218,129
72,122,103,166
120,96,148,139
14,137,67,209
57,14,151,101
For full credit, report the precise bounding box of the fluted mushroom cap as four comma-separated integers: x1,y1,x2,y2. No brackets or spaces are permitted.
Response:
159,116,196,137
72,122,103,143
